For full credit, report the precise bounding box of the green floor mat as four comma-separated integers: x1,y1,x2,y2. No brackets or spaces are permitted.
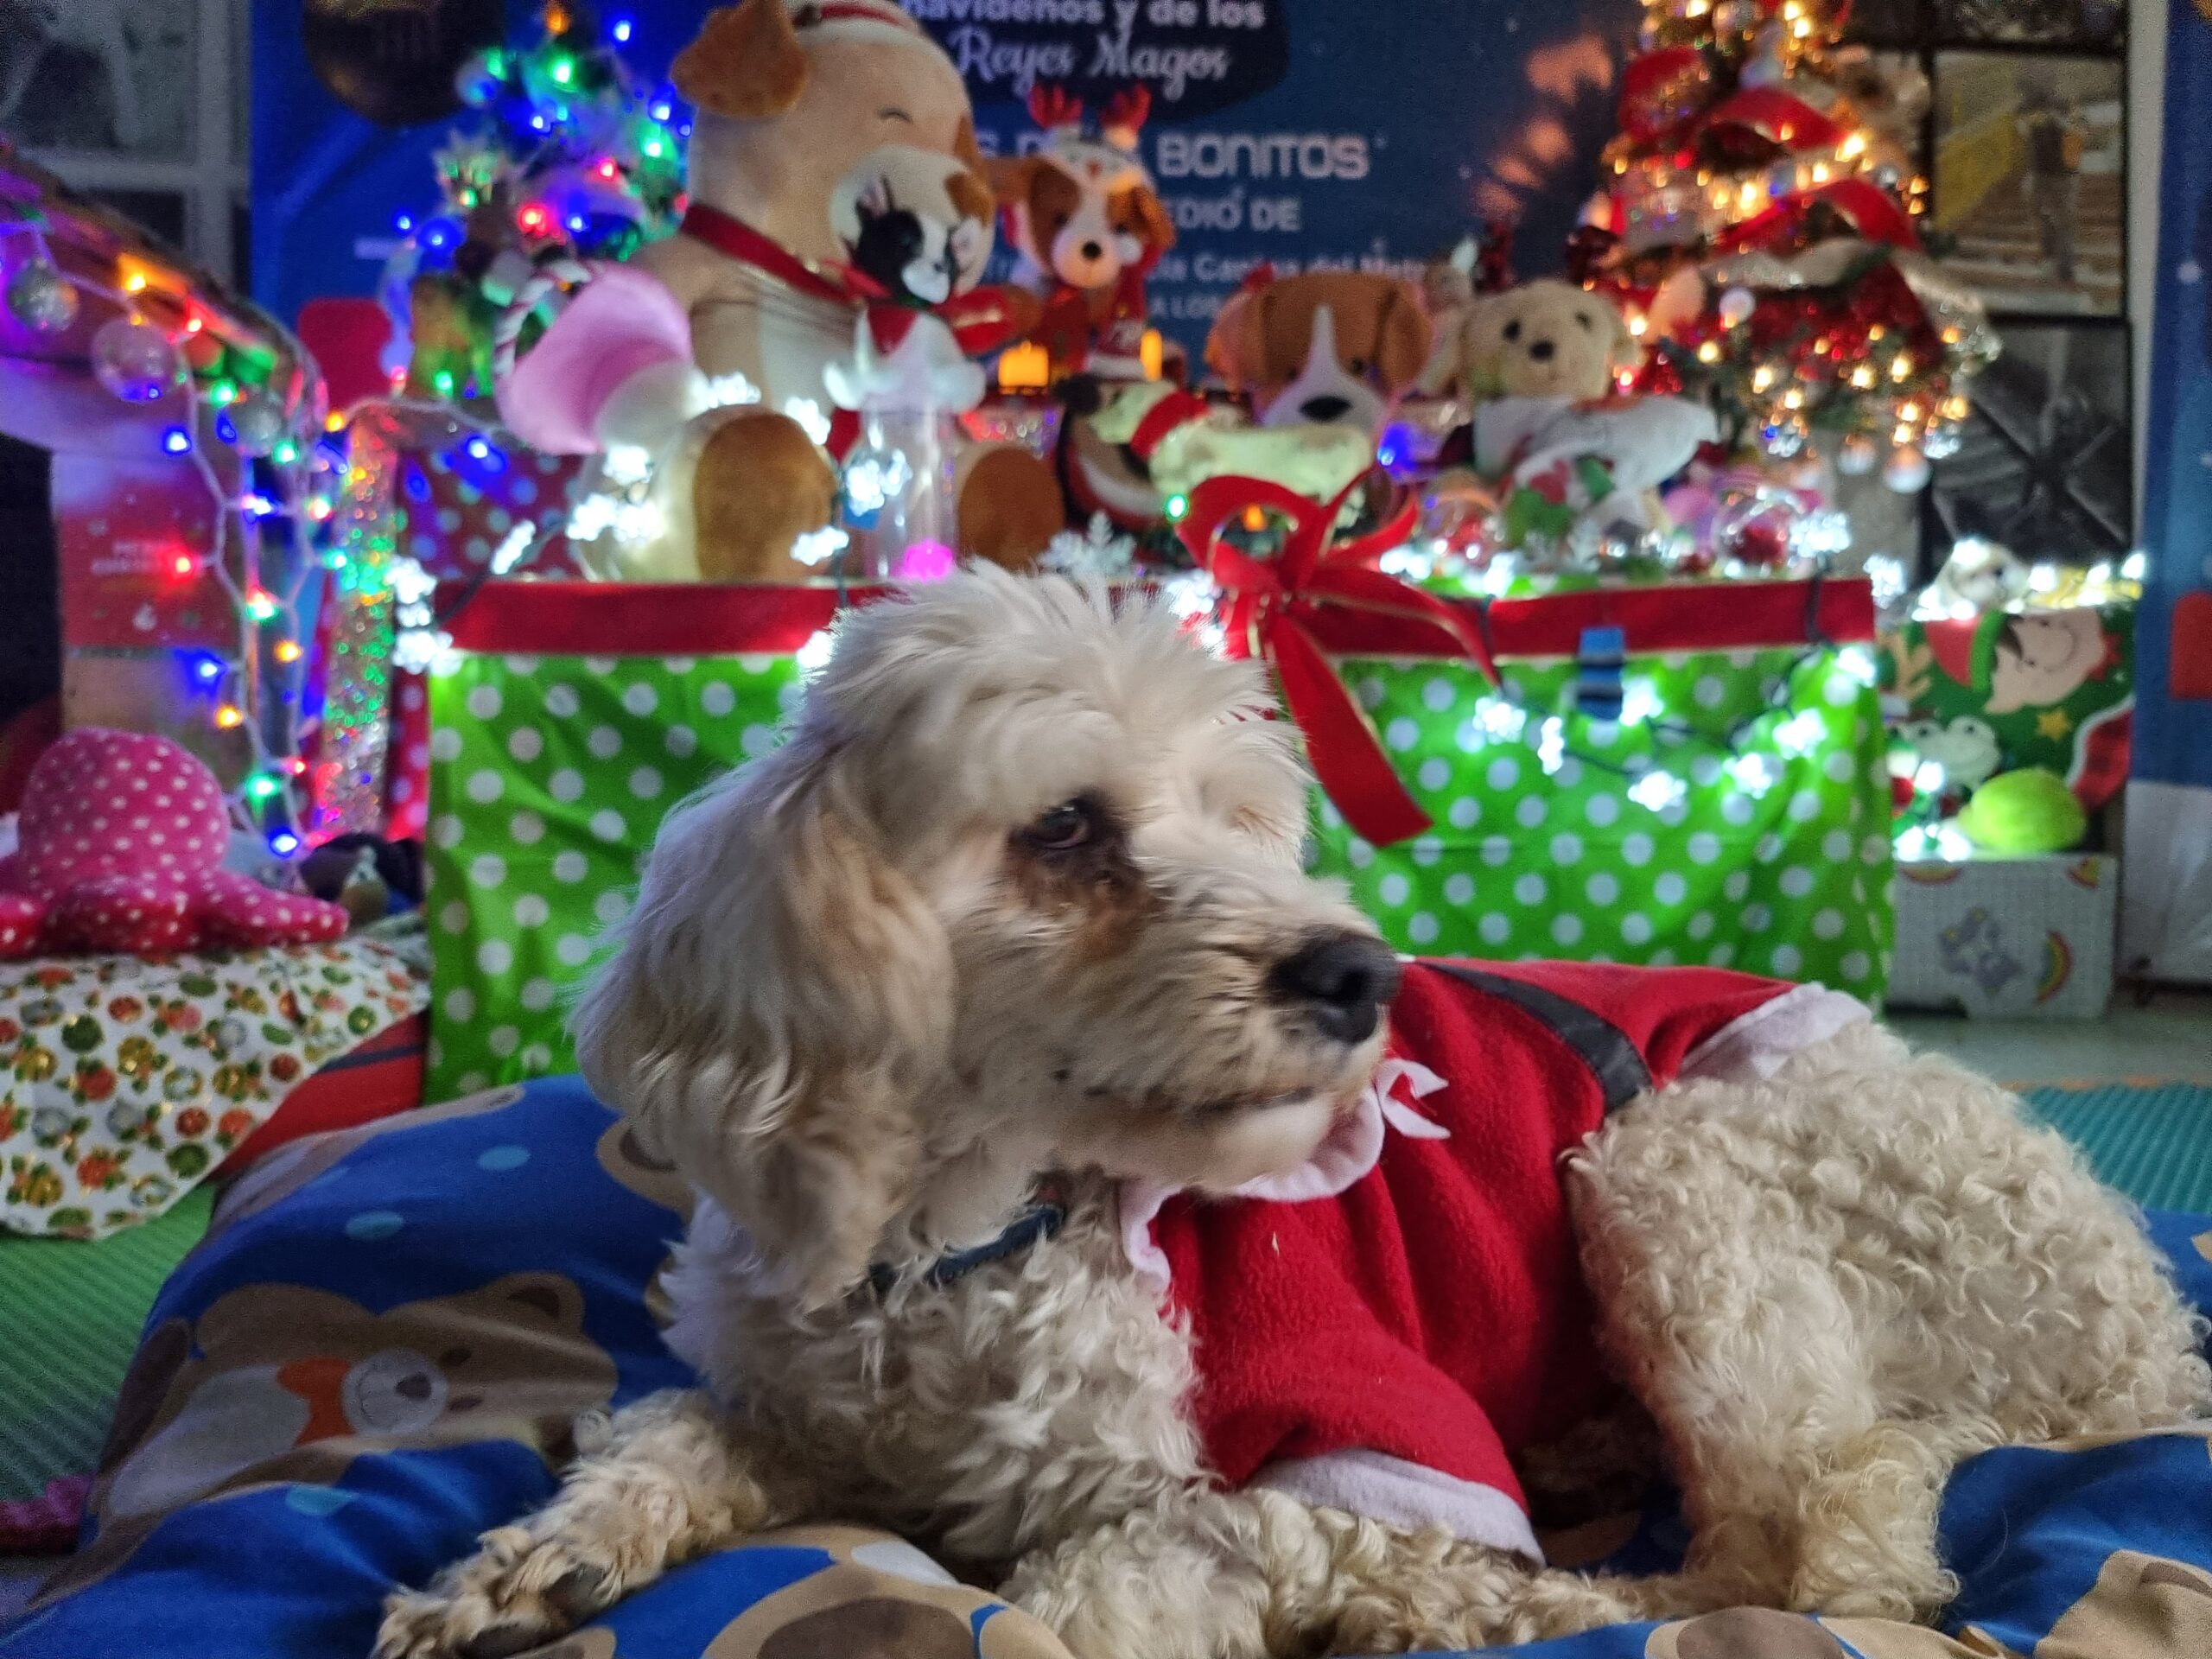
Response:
2028,1083,2212,1215
0,1189,213,1503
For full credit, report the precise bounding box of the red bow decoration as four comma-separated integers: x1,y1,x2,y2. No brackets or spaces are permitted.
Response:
1699,86,1845,153
1717,177,1922,254
1178,475,1499,848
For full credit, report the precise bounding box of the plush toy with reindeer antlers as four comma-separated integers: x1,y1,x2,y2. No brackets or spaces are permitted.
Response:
993,86,1176,384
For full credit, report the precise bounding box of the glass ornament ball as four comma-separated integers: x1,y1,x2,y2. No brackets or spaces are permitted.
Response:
1717,286,1757,328
92,316,184,404
226,390,287,458
6,257,79,334
1884,445,1932,494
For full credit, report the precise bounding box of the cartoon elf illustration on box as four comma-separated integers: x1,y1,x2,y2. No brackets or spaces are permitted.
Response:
1908,606,2134,813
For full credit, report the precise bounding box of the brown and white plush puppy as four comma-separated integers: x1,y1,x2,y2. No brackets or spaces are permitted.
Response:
620,0,1057,577
1206,269,1433,431
378,572,2208,1659
994,86,1177,382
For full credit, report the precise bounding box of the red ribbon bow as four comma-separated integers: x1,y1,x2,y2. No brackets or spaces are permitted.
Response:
1177,475,1499,848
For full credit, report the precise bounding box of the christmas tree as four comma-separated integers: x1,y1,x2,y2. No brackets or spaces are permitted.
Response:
385,3,689,403
1576,0,1996,493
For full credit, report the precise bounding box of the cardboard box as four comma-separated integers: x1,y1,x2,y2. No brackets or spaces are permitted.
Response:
1888,855,2119,1020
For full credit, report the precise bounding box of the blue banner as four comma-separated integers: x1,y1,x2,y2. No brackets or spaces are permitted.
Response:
2138,0,2212,790
251,0,1635,357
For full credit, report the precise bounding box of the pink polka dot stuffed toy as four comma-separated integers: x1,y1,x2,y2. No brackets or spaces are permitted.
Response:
0,730,349,959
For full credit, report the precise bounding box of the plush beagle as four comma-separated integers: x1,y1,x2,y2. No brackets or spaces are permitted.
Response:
1205,270,1433,433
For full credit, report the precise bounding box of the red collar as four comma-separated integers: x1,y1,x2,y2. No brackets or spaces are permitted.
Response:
680,204,884,308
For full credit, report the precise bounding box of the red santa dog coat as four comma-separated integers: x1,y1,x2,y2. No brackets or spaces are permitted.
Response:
1122,960,1869,1560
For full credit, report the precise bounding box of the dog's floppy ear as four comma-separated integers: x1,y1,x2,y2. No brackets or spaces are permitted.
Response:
673,0,810,121
1205,283,1275,393
1373,281,1433,395
1121,184,1175,256
953,115,988,178
988,152,1039,207
571,733,952,1308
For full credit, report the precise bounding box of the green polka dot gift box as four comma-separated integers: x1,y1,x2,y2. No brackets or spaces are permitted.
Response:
1274,578,1896,1001
421,582,870,1101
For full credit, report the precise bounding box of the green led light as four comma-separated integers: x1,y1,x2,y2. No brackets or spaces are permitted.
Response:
550,56,575,86
244,772,282,802
1166,493,1190,522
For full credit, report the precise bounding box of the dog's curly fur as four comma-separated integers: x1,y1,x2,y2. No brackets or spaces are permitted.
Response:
377,569,2211,1659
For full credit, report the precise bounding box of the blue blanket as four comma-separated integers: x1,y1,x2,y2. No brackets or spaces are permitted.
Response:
5,1076,2210,1659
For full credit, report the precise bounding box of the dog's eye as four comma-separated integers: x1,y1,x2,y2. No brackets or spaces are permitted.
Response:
1023,799,1096,854
1575,312,1595,331
1503,320,1523,343
1347,356,1370,375
877,106,913,124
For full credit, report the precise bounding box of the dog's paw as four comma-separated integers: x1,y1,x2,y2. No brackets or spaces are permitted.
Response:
372,1527,616,1659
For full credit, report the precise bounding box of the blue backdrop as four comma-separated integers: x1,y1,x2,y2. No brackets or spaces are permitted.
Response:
2138,0,2212,791
251,0,1637,358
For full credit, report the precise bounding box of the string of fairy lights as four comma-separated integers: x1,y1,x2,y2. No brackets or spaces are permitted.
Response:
2,193,327,857
1154,565,1886,836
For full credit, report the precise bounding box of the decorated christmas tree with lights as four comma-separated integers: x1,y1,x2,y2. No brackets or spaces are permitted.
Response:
1578,0,1996,493
385,2,688,404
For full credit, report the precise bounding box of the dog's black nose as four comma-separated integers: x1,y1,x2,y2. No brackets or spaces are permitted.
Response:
1529,339,1557,362
1270,932,1402,1046
1300,394,1353,423
1081,239,1104,260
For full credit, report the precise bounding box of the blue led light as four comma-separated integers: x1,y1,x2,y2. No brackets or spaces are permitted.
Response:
162,427,193,455
267,829,302,857
612,16,633,41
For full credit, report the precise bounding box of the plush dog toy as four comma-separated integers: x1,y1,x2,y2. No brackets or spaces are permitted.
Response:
0,731,347,959
994,85,1176,384
1206,269,1433,431
1444,280,1716,543
499,0,1061,581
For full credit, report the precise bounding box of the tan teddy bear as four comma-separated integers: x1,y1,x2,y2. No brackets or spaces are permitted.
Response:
1441,276,1637,403
1438,279,1716,543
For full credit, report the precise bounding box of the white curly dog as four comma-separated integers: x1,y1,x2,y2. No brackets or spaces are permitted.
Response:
378,570,2209,1659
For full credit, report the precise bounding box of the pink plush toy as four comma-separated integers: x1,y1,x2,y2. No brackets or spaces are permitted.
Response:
0,730,348,959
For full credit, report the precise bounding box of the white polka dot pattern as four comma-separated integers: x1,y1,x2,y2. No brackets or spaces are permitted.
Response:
1,729,347,957
421,652,799,1096
1305,646,1891,995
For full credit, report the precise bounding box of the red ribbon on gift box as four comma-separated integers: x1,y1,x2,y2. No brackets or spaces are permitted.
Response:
1177,476,1500,849
436,581,889,655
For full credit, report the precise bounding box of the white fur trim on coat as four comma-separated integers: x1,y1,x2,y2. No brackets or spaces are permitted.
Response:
1254,1450,1544,1562
1678,982,1871,1085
